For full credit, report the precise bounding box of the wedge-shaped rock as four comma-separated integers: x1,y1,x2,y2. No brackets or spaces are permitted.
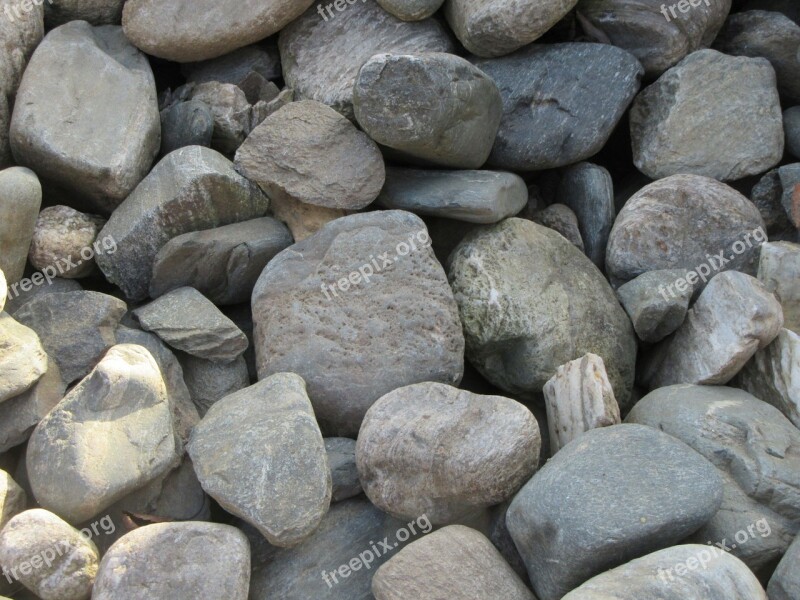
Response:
616,270,692,343
27,344,178,523
758,241,800,333
0,167,41,284
325,438,361,503
0,312,47,402
94,145,269,301
189,373,330,547
0,471,25,530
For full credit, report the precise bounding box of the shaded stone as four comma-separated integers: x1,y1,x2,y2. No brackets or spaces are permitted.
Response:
779,163,800,228
189,373,330,547
28,206,105,279
630,50,784,181
4,277,80,316
377,0,444,20
0,167,41,284
532,204,584,251
325,438,361,503
159,100,214,156
182,42,282,86
188,82,251,154
94,145,269,301
751,169,795,235
236,100,384,210
373,525,535,600
641,271,783,389
758,241,800,333
353,53,502,168
279,1,453,119
253,210,464,436
0,0,43,99
473,43,643,171
44,0,125,26
178,353,250,417
10,22,160,213
448,218,637,408
769,534,800,600
617,269,692,343
507,423,724,600
27,344,178,523
0,312,47,403
785,106,800,159
93,522,250,599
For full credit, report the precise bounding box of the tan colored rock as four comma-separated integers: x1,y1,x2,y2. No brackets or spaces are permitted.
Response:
269,195,349,242
0,470,26,529
0,312,47,403
0,167,42,283
28,206,105,279
758,241,800,333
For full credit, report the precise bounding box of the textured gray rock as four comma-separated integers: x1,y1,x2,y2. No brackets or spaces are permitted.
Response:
182,42,282,86
159,100,214,156
751,169,795,236
279,1,453,119
445,0,578,57
373,525,535,600
122,0,313,62
178,353,250,416
617,270,692,343
133,287,248,363
0,509,99,600
325,438,361,503
507,423,724,600
714,10,800,103
769,534,800,600
28,206,105,279
93,522,250,599
0,0,43,97
785,107,800,159
627,385,800,570
0,471,25,530
377,167,526,223
357,382,540,524
94,145,269,301
236,100,385,210
14,290,126,384
187,82,251,154
562,544,767,600
576,0,732,76
4,277,80,316
150,217,292,305
189,373,330,547
758,241,800,333
606,175,766,288
473,43,643,171
641,271,783,389
44,0,125,26
377,0,443,20
0,312,47,403
630,50,784,181
0,167,41,284
448,218,637,408
10,22,160,213
779,163,800,229
253,210,464,436
353,53,502,168
27,344,178,523
532,204,584,251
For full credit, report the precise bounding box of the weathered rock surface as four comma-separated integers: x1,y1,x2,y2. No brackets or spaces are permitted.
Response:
751,169,795,236
0,471,25,530
28,206,105,279
507,423,724,600
269,195,351,242
27,344,178,523
473,43,643,171
627,384,800,569
769,534,800,600
93,522,250,599
532,204,584,250
325,438,361,503
4,277,80,316
253,210,464,436
279,1,453,119
448,218,636,408
0,312,47,403
357,382,540,524
758,241,800,333
94,145,269,301
630,50,784,181
44,0,125,26
641,271,783,389
377,0,444,20
236,100,385,210
182,42,282,86
372,525,535,600
779,163,800,229
353,53,502,168
617,269,692,343
159,100,214,156
10,22,160,213
187,81,251,154
0,0,43,100
189,373,331,547
0,167,41,284
178,353,250,416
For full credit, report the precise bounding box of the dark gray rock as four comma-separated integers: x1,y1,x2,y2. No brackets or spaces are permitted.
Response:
44,0,125,26
325,438,361,503
507,423,724,600
751,168,795,236
377,0,444,20
616,270,692,343
0,167,41,284
779,163,800,228
4,277,80,316
785,106,800,159
186,81,251,154
769,534,800,600
473,43,643,171
159,100,214,156
178,353,250,417
742,0,800,23
532,204,584,251
182,42,282,86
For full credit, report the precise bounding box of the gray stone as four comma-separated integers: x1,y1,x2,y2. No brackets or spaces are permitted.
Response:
473,43,643,171
557,162,615,268
641,271,783,389
743,0,800,22
627,385,800,570
507,423,724,600
751,169,795,236
630,49,784,181
617,269,692,343
178,353,250,417
92,522,250,599
4,277,80,316
445,0,578,57
27,344,178,523
253,210,464,436
14,290,126,384
188,81,251,154
44,0,125,26
0,471,25,530
189,373,330,546
758,241,800,333
10,22,160,214
377,167,527,224
28,206,105,279
372,525,535,600
0,509,99,600
606,174,766,288
236,100,385,210
133,287,248,363
150,217,292,305
94,145,269,301
0,0,43,99
357,382,540,524
785,106,800,159
715,10,800,104
377,0,444,20
769,534,800,600
122,0,314,62
325,438,361,503
562,544,767,599
0,96,8,168
779,163,800,228
532,204,584,250
576,0,732,76
353,53,502,168
0,312,47,403
279,1,453,119
182,42,282,86
448,218,637,408
159,100,214,156
0,167,41,284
